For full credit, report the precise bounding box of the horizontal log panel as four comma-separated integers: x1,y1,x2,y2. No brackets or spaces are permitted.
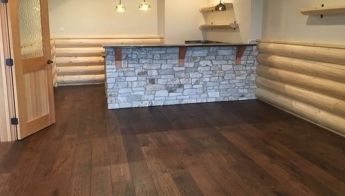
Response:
57,74,105,86
54,37,162,40
56,57,104,67
54,38,163,48
256,77,345,117
52,37,162,86
258,43,345,65
57,66,104,76
256,88,345,136
257,54,345,83
50,48,55,56
55,48,104,57
257,65,345,100
259,39,345,50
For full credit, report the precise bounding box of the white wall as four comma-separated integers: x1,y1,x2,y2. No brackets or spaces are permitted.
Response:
206,0,263,43
262,0,345,44
48,0,262,43
157,0,165,37
164,0,263,44
164,0,208,44
48,0,206,41
250,0,263,41
48,0,159,38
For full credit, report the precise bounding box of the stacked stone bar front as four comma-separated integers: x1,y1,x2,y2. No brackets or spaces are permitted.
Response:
105,45,257,109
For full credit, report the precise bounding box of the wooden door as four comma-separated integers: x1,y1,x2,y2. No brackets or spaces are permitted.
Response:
8,0,55,139
0,3,17,142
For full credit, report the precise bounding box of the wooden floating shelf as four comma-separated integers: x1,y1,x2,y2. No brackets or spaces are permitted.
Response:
200,3,233,13
199,23,239,30
301,5,345,16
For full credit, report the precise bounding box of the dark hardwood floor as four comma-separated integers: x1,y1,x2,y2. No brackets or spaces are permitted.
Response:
0,85,345,196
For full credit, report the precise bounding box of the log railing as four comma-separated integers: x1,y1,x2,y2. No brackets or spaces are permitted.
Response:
257,40,345,137
51,37,163,86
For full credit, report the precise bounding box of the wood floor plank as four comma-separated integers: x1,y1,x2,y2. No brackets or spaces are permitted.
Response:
247,121,345,185
69,140,92,196
221,128,320,195
151,173,181,196
91,166,112,196
237,124,345,195
129,161,159,196
0,85,344,196
171,170,204,196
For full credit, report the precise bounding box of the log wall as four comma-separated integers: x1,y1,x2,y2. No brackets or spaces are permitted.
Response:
52,37,163,86
257,40,345,137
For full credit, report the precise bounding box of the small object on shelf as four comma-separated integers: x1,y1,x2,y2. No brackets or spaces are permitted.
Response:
199,22,238,30
200,3,233,13
215,0,227,11
301,4,345,18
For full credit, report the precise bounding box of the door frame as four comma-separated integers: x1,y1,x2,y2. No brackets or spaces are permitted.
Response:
0,0,55,141
0,2,18,142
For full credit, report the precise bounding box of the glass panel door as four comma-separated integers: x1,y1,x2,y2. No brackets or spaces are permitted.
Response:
12,0,56,139
18,0,44,59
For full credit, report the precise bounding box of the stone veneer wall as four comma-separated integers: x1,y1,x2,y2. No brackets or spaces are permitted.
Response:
105,46,257,109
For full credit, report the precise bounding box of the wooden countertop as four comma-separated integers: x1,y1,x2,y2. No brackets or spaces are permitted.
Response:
103,42,257,48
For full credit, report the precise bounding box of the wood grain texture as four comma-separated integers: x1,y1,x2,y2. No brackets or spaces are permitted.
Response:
257,41,345,136
258,42,345,65
199,23,239,30
0,85,344,195
301,5,345,16
57,75,105,86
53,37,163,48
7,0,56,140
0,5,12,142
0,4,18,142
256,76,345,117
178,46,186,66
57,66,104,75
257,54,345,83
53,37,162,86
257,65,345,99
236,46,246,65
256,88,345,136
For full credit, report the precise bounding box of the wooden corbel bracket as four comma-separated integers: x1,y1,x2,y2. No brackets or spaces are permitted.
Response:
179,46,187,66
114,47,122,69
236,46,246,65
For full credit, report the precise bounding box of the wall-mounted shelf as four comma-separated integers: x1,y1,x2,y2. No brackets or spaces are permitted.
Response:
301,5,345,16
199,23,239,30
200,3,233,13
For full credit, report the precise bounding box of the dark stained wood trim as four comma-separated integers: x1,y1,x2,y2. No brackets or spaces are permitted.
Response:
178,46,187,66
115,48,122,69
236,46,246,65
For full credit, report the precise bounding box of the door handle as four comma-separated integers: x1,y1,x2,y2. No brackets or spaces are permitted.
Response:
47,60,54,64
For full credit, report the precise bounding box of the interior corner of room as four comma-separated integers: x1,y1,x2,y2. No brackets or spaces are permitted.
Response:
0,0,345,194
